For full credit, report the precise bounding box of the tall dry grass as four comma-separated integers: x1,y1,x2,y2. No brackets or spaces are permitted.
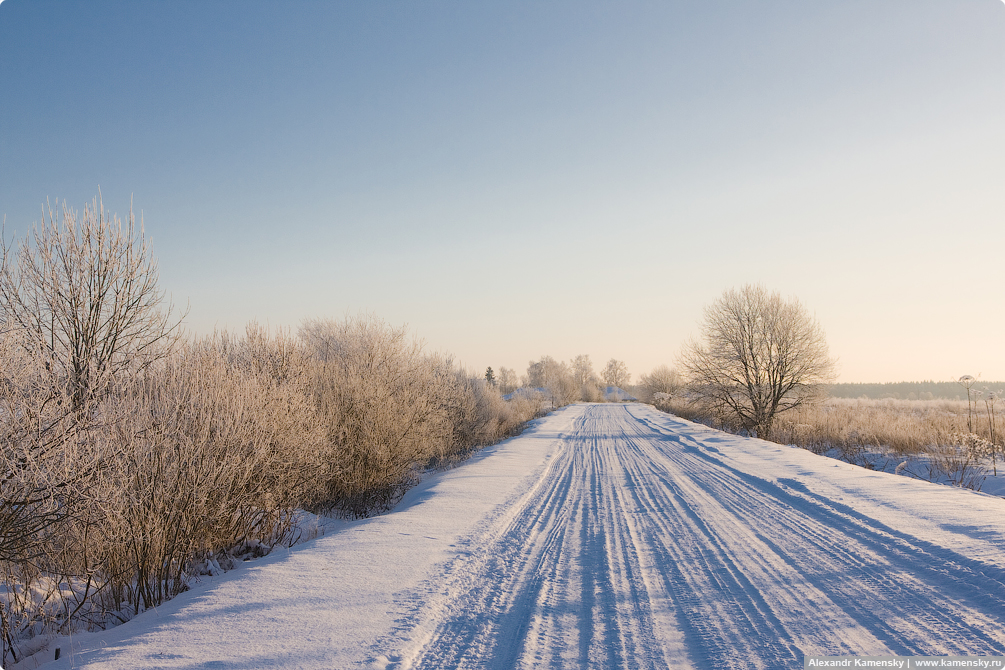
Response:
660,394,1003,487
662,395,986,452
772,398,973,456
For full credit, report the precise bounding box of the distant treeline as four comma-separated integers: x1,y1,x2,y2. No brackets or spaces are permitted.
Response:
827,381,1005,400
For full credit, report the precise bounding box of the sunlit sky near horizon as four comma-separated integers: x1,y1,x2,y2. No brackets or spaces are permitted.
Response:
2,1,1004,383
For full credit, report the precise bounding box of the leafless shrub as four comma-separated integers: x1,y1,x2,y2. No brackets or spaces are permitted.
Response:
300,316,536,517
901,433,991,491
767,398,993,458
300,316,445,515
2,311,541,660
943,433,991,489
90,335,325,616
656,393,1000,491
433,366,542,462
638,365,683,406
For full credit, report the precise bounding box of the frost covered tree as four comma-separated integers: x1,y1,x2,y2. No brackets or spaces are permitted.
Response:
680,284,835,439
0,195,184,412
571,355,595,387
601,359,630,389
0,195,184,662
0,196,185,556
497,367,517,394
526,356,578,407
571,354,601,401
485,367,496,387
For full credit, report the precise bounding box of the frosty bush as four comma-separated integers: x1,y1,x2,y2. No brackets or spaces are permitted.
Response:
638,366,683,405
302,316,451,515
91,333,325,615
919,432,991,490
1,316,540,661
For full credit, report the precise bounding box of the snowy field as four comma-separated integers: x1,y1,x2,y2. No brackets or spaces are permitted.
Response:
24,403,1005,669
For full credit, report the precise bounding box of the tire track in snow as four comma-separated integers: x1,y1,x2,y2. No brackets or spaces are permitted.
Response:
387,405,669,670
373,404,1005,669
624,405,1005,659
672,462,1005,657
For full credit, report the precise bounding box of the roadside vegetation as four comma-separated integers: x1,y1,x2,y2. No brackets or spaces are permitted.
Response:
639,284,1005,496
485,354,637,408
657,391,1003,481
0,197,544,664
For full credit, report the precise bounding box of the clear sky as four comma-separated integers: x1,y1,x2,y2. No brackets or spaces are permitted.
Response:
2,0,1003,383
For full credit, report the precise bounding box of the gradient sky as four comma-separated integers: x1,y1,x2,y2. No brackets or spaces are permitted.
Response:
2,1,1003,383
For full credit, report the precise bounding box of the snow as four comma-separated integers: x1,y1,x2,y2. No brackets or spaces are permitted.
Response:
22,403,1005,669
603,386,636,402
813,444,1005,498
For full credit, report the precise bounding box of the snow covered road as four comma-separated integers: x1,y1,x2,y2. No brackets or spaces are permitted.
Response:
39,403,1005,669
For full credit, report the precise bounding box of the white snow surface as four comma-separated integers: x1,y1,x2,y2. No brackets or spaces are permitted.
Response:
29,403,1005,669
602,386,636,402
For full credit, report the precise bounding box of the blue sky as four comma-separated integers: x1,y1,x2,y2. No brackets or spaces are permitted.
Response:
2,0,1003,382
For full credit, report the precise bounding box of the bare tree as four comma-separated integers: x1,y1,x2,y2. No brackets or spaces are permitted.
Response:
497,366,517,395
570,354,600,400
601,358,630,389
570,355,594,387
0,195,185,411
679,284,835,439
